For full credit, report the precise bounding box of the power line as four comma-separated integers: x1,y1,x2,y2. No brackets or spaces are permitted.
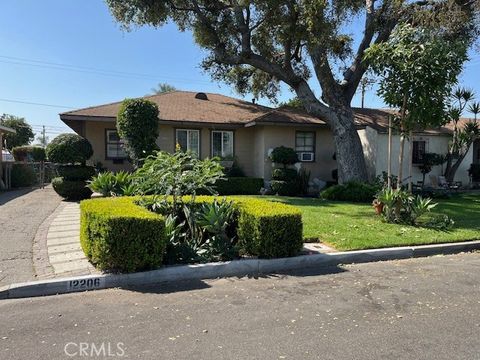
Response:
0,98,76,109
0,55,212,85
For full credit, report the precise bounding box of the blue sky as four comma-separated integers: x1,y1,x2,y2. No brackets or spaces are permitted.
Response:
0,1,479,142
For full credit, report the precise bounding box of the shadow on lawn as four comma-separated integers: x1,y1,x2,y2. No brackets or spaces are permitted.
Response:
122,264,347,295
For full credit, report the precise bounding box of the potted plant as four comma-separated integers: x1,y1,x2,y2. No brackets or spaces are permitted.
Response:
372,198,384,215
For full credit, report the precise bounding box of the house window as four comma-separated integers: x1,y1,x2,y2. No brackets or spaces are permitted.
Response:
105,129,126,159
176,129,200,156
412,140,426,164
295,131,315,161
211,131,234,159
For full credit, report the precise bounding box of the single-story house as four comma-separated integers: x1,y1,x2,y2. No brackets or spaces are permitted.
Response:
60,91,479,187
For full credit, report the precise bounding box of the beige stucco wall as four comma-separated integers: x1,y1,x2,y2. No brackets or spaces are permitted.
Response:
371,131,472,185
256,125,337,182
84,120,133,172
83,120,337,183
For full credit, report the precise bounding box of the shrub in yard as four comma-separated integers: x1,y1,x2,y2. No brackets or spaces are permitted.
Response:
87,171,135,197
46,133,93,164
56,165,96,181
214,177,264,195
12,146,46,162
52,177,92,200
269,146,298,167
141,195,304,260
234,197,303,258
117,98,159,165
374,188,438,225
11,164,37,187
320,181,379,203
80,197,167,272
272,168,298,182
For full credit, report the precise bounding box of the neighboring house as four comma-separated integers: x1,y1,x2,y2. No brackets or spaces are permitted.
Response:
60,91,479,187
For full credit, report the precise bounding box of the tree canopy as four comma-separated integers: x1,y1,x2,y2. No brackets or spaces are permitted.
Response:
365,23,468,131
0,114,34,149
105,0,478,183
151,82,177,94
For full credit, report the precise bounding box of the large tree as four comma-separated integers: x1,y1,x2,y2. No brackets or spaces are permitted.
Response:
0,114,34,149
105,0,478,183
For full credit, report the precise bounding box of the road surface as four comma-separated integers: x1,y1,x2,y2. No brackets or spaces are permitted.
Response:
1,252,479,359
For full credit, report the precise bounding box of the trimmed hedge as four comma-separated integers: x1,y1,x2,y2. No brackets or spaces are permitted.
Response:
12,146,46,162
80,197,167,273
79,196,303,272
52,177,92,200
232,197,303,258
11,164,37,187
215,177,264,195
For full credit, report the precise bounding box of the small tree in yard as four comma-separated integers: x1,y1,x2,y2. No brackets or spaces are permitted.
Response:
444,89,480,183
117,98,159,166
105,0,477,184
365,24,467,190
0,114,34,149
418,153,446,189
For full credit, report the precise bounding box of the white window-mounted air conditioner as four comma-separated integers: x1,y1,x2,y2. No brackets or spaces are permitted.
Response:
299,152,314,162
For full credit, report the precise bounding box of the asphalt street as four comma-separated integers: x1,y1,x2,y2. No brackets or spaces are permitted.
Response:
0,186,61,286
1,252,479,359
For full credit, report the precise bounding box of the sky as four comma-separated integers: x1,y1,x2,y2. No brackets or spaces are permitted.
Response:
0,1,479,143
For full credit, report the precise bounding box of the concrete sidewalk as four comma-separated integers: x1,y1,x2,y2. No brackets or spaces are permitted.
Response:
34,202,97,279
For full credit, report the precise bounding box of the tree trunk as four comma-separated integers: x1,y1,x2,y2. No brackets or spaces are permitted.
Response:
327,108,369,184
445,152,468,183
295,84,368,183
387,116,393,189
407,130,413,192
397,132,405,190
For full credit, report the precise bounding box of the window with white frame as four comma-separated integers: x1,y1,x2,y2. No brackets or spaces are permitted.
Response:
176,129,200,156
211,130,234,159
295,131,315,161
105,129,126,159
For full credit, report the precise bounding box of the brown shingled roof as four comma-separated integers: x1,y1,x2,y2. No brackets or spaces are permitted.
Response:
61,91,272,125
60,91,471,134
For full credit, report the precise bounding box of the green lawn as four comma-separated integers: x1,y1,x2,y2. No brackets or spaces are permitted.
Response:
251,193,480,251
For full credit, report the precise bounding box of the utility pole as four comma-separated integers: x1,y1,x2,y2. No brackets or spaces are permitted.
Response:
359,77,375,108
42,125,46,148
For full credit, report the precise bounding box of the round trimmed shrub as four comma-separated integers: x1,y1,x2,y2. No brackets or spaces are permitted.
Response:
46,134,93,164
11,164,37,187
269,146,298,167
56,165,95,181
52,177,92,200
12,146,46,162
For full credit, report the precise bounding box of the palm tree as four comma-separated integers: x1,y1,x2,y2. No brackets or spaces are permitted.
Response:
468,101,480,121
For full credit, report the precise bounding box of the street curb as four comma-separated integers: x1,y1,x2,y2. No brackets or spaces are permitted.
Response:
1,240,479,300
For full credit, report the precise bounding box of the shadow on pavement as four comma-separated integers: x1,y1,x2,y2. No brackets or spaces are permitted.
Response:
0,187,36,206
122,264,346,295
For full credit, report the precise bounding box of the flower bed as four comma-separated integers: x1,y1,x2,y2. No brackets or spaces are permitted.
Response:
80,196,303,273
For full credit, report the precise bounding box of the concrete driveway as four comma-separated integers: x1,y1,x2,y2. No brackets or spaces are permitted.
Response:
0,186,61,286
1,252,479,360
